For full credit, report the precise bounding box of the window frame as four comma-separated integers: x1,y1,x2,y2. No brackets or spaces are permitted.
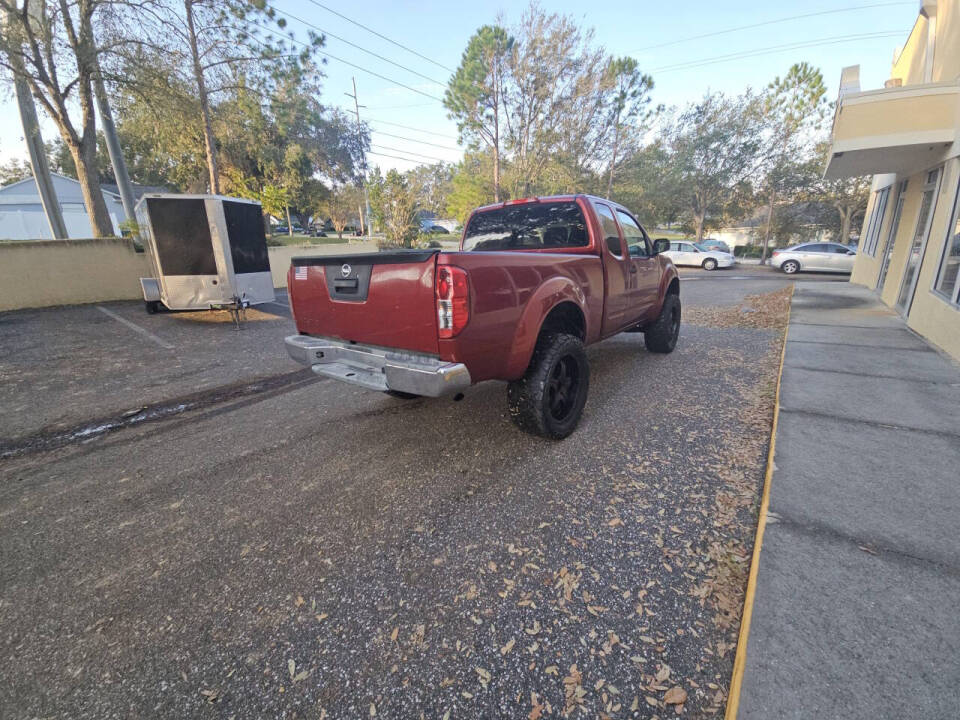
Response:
931,166,960,308
896,165,943,315
595,202,624,258
614,209,652,258
862,186,891,256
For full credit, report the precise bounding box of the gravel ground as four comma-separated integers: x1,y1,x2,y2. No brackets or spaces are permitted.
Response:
0,288,790,719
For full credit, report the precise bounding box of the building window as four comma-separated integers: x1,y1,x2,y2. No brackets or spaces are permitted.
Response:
862,186,890,256
877,180,908,291
933,172,960,306
896,167,942,314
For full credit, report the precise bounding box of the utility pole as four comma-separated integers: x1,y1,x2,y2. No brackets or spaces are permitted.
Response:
93,63,136,222
11,65,68,239
345,77,372,239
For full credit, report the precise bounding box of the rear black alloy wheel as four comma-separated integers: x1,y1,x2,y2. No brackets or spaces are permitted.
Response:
702,258,718,271
644,294,681,353
781,260,800,274
507,333,589,439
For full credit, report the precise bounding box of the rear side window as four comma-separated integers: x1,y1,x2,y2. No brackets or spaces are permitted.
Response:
463,201,589,251
595,203,622,256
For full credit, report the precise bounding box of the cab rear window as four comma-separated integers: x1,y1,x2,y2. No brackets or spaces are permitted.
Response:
463,201,589,251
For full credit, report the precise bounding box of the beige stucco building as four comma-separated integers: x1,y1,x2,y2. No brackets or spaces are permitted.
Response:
825,0,960,360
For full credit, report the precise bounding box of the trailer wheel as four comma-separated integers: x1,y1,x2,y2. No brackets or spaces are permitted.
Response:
144,300,161,314
507,333,589,440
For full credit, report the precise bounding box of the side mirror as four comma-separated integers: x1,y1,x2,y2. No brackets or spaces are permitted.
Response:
653,238,670,255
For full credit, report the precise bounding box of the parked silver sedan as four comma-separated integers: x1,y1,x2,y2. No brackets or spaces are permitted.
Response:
770,242,857,274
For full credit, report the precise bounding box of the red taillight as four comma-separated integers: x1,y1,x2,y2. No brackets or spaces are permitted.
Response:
436,265,469,338
772,250,781,257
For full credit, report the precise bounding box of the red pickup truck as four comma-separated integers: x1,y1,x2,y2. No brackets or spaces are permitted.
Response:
285,195,680,438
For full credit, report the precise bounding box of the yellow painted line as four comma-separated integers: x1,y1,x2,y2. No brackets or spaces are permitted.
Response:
725,285,793,720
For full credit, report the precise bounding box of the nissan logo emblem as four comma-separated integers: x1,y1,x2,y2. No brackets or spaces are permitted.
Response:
340,263,352,277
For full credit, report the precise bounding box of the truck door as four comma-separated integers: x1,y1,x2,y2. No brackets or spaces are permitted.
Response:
594,202,632,334
616,210,660,323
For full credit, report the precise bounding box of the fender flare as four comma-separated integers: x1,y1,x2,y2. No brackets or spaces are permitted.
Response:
653,264,680,316
503,276,588,379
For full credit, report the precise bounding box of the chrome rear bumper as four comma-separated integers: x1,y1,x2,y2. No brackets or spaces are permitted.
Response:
284,334,471,397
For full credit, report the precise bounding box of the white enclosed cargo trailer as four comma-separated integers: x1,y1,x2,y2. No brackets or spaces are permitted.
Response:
136,194,275,315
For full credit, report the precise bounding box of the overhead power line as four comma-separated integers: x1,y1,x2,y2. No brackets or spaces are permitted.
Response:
273,7,446,87
368,151,436,166
371,129,460,151
652,31,904,73
369,144,453,163
638,2,914,51
365,102,440,110
367,117,458,141
302,0,455,73
248,21,445,101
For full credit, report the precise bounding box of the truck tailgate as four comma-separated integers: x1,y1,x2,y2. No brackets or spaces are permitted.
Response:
288,250,440,355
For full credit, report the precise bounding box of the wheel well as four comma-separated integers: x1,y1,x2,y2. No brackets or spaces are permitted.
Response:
539,301,585,341
667,277,679,296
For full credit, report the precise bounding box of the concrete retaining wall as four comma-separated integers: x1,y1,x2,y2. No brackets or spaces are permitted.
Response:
0,238,380,312
0,238,151,312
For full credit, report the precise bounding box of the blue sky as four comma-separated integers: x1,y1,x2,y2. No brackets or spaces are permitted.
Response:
0,0,920,175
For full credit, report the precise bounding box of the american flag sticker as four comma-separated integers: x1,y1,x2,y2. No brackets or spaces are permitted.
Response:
294,265,308,281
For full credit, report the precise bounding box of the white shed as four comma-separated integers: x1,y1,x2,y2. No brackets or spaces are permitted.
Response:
0,173,126,240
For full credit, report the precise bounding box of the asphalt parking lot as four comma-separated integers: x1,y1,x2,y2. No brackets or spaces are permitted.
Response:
0,267,832,718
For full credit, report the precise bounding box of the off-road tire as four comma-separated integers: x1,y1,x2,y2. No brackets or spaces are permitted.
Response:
145,300,160,314
781,260,800,274
644,294,681,354
702,258,718,271
507,333,589,440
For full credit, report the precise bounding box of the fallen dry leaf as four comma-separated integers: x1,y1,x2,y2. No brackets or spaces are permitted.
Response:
664,686,688,705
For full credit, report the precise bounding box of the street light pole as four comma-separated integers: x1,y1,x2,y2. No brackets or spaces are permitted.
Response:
345,77,372,239
6,9,67,239
93,63,137,222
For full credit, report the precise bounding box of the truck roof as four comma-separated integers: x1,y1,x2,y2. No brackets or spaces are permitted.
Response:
473,194,631,215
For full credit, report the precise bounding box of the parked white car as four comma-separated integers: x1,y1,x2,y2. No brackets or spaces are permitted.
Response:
661,241,736,270
770,243,857,274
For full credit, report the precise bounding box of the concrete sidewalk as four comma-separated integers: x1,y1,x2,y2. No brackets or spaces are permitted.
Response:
738,282,960,719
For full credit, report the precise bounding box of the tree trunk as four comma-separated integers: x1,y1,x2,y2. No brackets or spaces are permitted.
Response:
838,205,853,244
606,116,621,200
70,139,114,237
760,190,776,265
695,215,705,242
285,206,293,236
184,0,220,194
491,53,501,203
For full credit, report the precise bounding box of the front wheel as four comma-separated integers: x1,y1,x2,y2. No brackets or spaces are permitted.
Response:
781,260,800,275
644,294,681,354
702,258,718,271
507,333,589,440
